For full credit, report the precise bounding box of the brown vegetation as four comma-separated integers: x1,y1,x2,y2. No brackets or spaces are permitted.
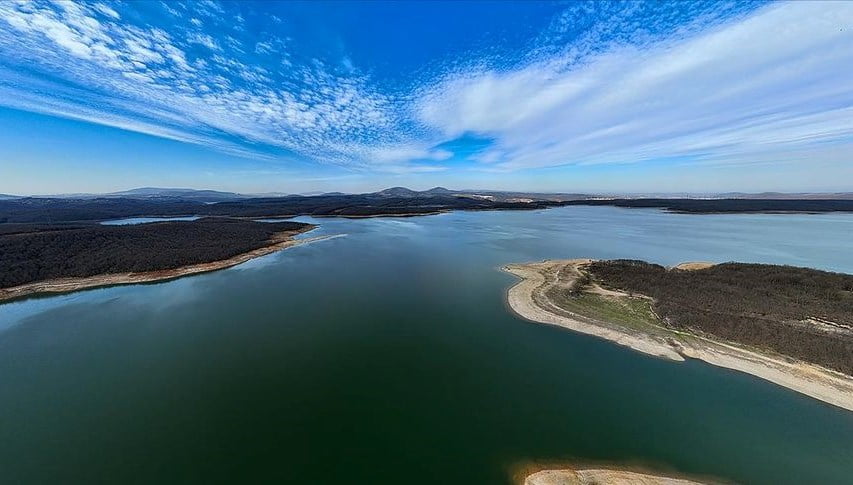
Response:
0,218,312,288
586,260,853,374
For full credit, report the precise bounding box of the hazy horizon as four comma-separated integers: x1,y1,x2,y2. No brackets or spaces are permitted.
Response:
4,183,853,199
2,1,852,195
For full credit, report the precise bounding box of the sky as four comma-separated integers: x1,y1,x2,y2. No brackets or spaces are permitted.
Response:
0,0,851,195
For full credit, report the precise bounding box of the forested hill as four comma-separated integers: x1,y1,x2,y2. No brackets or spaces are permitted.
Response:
0,197,204,223
3,192,853,224
0,193,565,223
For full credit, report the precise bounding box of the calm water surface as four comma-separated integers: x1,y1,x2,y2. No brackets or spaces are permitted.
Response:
2,207,852,484
101,216,201,225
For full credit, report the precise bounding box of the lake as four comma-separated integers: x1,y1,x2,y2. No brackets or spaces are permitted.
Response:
1,206,852,484
100,216,201,225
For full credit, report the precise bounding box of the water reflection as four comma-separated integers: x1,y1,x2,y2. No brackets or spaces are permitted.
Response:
2,206,852,484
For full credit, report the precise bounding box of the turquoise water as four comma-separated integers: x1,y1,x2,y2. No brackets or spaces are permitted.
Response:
100,216,201,225
1,207,852,483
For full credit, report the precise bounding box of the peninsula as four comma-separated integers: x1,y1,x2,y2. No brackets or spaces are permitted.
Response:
0,218,321,302
503,259,853,411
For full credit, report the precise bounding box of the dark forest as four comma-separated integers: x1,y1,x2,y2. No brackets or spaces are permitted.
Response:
587,260,853,374
0,218,310,288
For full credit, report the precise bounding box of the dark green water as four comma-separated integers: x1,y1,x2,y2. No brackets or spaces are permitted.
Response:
1,207,852,484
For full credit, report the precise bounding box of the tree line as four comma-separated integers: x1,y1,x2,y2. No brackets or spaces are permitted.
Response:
587,260,853,375
0,218,310,288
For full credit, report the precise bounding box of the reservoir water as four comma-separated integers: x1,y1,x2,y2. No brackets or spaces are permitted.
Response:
100,216,201,225
2,206,852,484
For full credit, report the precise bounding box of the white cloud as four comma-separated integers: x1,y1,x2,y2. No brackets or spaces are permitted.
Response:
187,32,220,51
92,3,120,20
414,1,853,171
161,2,181,17
0,1,403,167
362,144,453,165
254,41,274,54
0,0,850,177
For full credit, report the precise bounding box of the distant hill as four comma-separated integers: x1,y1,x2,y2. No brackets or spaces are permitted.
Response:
422,186,453,195
3,186,853,224
0,197,206,223
106,187,248,202
246,192,292,198
374,187,420,197
0,194,20,200
26,187,249,203
373,186,460,197
0,188,572,223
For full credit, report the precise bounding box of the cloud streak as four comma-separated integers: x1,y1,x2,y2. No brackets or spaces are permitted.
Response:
0,0,403,167
416,1,853,171
0,0,850,176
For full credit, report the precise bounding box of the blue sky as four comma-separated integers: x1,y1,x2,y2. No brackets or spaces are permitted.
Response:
1,0,851,195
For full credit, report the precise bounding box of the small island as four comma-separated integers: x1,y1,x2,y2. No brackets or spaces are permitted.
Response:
504,259,853,411
0,218,325,302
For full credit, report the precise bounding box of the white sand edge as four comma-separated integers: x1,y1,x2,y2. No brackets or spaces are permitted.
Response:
503,259,853,412
504,260,684,361
0,232,342,303
526,468,707,485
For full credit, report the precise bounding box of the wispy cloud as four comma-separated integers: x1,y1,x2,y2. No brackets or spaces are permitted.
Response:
187,32,220,51
0,0,850,176
416,1,853,171
0,0,402,167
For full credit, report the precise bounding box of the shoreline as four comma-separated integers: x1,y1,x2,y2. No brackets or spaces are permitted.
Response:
0,229,338,304
521,466,710,485
503,259,853,412
512,459,722,485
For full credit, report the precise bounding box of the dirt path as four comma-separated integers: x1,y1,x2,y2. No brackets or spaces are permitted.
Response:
504,259,684,360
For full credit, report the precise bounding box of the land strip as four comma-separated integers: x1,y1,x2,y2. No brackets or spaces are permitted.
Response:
503,259,853,412
4,192,853,225
525,467,708,485
0,220,338,303
562,198,853,213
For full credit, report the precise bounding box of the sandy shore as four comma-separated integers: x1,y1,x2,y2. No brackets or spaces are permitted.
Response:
503,259,853,412
504,260,684,361
525,467,708,485
0,229,339,303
